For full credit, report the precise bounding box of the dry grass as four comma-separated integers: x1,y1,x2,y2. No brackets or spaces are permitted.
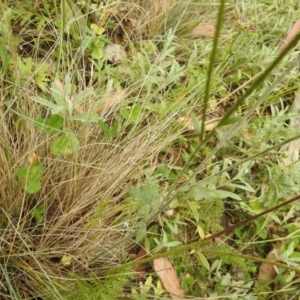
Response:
0,1,202,297
4,0,296,298
0,89,183,297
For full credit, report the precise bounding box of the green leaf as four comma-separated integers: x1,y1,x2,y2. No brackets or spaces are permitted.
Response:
121,105,142,123
140,182,159,204
190,186,216,200
187,200,200,222
137,204,150,217
35,114,64,134
110,121,119,137
33,212,43,223
31,205,46,223
71,113,98,122
16,167,28,181
92,48,104,60
25,181,41,194
50,79,68,107
218,116,241,126
98,119,111,137
65,0,87,40
50,133,79,155
127,183,158,204
27,161,43,182
17,162,42,182
31,96,58,109
35,63,51,91
213,190,241,200
35,205,46,215
120,107,130,119
72,87,95,105
16,162,42,194
98,120,119,138
191,112,201,134
197,251,210,270
129,105,142,123
191,186,241,201
164,241,181,247
136,222,147,242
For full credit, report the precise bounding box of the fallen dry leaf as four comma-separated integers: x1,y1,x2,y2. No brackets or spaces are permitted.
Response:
191,23,215,37
279,19,300,53
53,78,84,113
54,79,126,114
153,257,184,299
134,248,148,279
257,248,279,281
94,90,126,113
28,153,37,164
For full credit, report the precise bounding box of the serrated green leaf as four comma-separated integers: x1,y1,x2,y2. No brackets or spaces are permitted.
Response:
141,182,159,204
35,63,51,91
137,204,150,217
127,186,141,202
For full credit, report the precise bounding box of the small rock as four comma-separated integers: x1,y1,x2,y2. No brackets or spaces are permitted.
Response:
103,43,126,64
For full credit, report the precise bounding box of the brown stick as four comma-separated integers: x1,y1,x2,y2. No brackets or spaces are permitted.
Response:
279,19,300,53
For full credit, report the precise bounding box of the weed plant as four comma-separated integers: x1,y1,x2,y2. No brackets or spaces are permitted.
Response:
1,0,300,299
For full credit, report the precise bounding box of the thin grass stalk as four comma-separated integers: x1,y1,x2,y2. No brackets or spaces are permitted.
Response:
201,0,226,140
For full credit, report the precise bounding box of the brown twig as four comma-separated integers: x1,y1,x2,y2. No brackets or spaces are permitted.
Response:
279,19,300,53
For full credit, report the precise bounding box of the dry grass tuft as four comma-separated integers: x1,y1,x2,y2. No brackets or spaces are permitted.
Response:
0,91,182,297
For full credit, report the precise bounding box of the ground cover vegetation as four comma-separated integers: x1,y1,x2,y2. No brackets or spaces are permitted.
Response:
1,0,300,299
